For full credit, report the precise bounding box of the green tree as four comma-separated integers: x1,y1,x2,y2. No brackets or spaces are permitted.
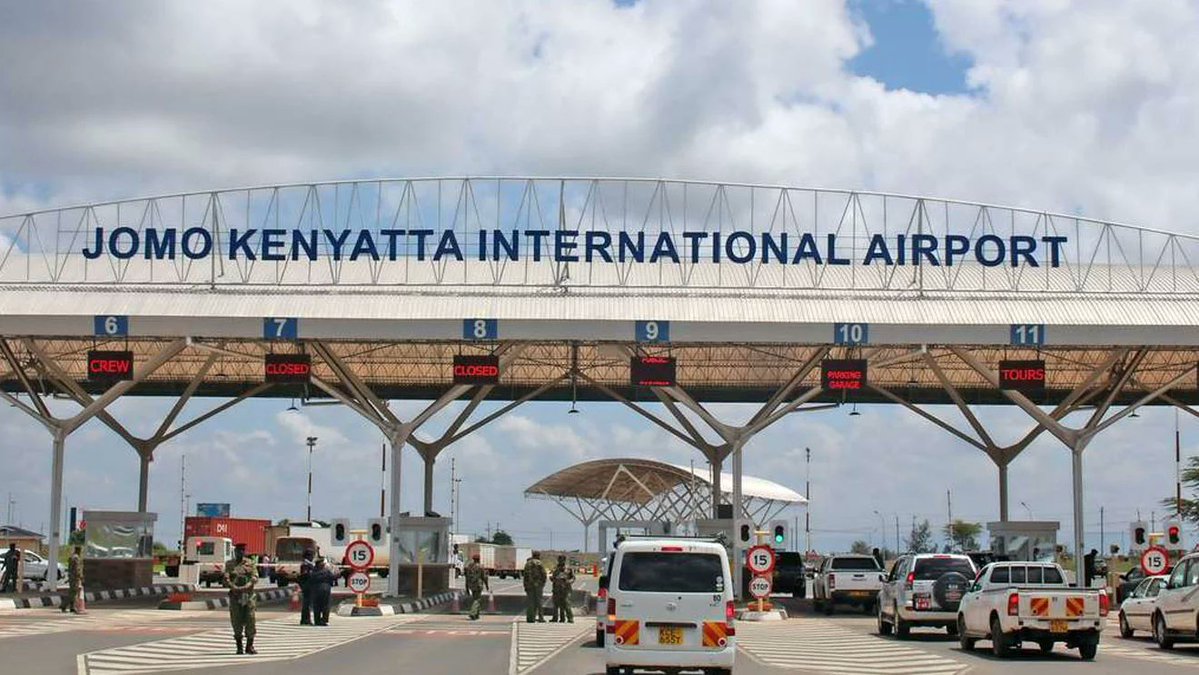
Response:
905,519,935,553
1162,455,1199,524
943,520,983,551
850,540,871,555
491,530,514,546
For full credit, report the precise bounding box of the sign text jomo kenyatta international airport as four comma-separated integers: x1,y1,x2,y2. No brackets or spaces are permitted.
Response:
82,227,1069,267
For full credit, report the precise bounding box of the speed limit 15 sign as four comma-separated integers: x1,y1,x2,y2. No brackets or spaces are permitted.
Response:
1141,546,1169,576
746,545,776,575
345,540,375,571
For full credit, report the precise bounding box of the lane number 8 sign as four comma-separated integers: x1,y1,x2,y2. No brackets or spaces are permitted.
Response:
746,545,775,575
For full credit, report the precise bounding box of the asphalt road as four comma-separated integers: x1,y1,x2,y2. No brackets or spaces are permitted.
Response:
3,593,1199,674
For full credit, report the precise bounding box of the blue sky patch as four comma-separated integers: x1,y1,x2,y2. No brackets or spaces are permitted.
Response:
849,0,972,95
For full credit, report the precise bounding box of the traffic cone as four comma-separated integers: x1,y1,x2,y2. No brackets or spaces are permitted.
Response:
289,584,301,612
487,591,496,614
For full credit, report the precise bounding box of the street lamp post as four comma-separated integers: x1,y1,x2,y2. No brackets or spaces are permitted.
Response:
306,436,318,522
805,447,811,554
873,509,887,554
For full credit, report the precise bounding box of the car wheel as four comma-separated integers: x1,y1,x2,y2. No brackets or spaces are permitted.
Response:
946,621,958,637
990,615,1009,657
605,667,621,675
1037,639,1054,654
895,608,910,638
877,604,892,636
958,616,975,651
862,601,875,615
1119,612,1133,639
1155,613,1175,649
1078,636,1098,661
595,627,604,647
824,600,834,616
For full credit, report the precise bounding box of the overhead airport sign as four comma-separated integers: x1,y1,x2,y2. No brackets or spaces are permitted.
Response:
80,227,1069,269
87,350,134,383
998,359,1046,394
453,355,501,385
821,359,867,391
631,356,677,387
264,353,311,383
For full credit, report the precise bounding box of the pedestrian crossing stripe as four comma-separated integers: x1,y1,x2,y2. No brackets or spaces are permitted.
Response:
736,619,967,674
0,610,197,641
1102,642,1199,667
509,618,594,675
77,615,420,674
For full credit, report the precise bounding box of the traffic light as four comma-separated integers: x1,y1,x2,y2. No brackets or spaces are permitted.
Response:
1166,520,1184,549
739,522,751,544
367,517,387,546
331,518,351,546
769,519,788,548
1131,520,1148,550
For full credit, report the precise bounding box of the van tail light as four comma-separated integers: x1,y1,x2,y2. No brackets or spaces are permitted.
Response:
725,600,736,635
1099,592,1110,617
905,572,915,590
828,573,835,590
606,597,617,633
1007,592,1020,617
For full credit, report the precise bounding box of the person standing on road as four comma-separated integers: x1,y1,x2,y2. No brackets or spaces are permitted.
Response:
464,552,489,620
299,548,315,625
60,546,84,613
1,544,19,593
224,542,258,655
522,551,547,623
550,555,574,623
1083,549,1098,588
309,558,336,626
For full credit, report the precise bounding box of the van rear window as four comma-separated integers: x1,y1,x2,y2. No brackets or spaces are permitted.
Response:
618,552,725,593
831,557,881,571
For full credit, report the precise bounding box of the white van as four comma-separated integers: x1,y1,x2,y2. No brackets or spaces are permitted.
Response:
605,537,735,675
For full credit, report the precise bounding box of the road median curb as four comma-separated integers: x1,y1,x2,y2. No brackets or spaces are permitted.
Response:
157,587,292,610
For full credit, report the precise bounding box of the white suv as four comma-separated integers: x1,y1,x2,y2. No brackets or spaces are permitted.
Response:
605,537,735,675
1152,550,1199,649
812,554,886,614
878,553,975,638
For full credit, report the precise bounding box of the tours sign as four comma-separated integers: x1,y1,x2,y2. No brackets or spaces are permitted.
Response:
998,360,1046,394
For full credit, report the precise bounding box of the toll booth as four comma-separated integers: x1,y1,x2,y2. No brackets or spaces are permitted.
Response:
987,520,1060,562
392,516,451,595
81,510,157,590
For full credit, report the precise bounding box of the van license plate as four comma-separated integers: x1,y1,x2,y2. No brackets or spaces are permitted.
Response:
659,627,683,645
1050,620,1068,633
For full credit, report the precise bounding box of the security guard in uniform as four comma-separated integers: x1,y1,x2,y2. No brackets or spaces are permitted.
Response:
464,552,489,620
550,555,575,623
223,542,258,655
61,546,84,613
1,544,19,593
522,551,547,623
299,549,315,625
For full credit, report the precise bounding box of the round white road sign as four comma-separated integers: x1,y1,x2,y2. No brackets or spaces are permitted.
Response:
748,575,772,599
1141,546,1170,576
347,571,371,594
346,540,375,571
746,545,776,575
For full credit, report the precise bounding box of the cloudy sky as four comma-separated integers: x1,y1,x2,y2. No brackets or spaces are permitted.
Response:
2,0,1199,554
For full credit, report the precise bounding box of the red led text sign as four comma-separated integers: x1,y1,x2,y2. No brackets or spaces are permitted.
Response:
631,356,677,387
264,353,312,383
821,359,867,391
87,350,134,383
998,359,1046,394
453,355,501,385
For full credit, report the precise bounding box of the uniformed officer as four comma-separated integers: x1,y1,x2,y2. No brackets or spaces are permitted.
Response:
464,552,489,620
223,542,258,655
60,546,84,613
550,555,575,623
299,548,315,625
1,544,19,593
309,558,336,626
522,551,547,623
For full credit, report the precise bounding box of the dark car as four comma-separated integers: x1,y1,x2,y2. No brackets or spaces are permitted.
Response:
742,550,806,598
1117,567,1148,604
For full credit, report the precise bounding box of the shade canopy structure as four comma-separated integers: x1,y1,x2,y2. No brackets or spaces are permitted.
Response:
525,457,806,549
4,177,1199,593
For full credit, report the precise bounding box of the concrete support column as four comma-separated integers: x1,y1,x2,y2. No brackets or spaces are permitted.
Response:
710,458,722,518
997,461,1009,522
1071,441,1087,587
137,453,152,513
47,428,66,589
387,427,410,597
731,437,744,600
422,454,435,516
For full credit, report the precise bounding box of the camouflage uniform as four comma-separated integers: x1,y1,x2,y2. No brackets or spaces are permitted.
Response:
522,554,547,623
224,548,258,654
551,558,575,623
464,558,489,620
61,550,83,613
1,546,18,593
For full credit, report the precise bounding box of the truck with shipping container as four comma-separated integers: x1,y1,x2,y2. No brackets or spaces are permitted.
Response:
458,542,498,576
495,546,532,579
184,517,270,556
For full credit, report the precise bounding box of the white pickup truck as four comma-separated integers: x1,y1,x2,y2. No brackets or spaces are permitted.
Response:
812,554,886,615
957,561,1108,660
